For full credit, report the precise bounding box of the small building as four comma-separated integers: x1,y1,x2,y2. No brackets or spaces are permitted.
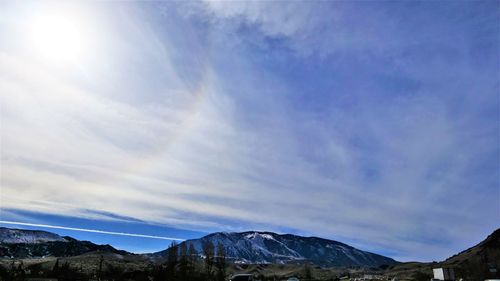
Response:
432,268,455,281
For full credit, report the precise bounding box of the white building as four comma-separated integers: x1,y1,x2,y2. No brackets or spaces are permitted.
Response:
433,268,455,281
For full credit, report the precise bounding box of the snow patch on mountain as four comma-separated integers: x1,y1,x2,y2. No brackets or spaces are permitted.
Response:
153,231,398,267
0,227,67,244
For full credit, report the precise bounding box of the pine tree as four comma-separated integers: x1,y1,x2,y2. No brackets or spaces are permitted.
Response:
52,259,60,277
14,261,25,281
304,263,313,280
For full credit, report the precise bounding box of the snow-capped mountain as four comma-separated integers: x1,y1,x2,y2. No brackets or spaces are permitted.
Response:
153,231,398,267
1,227,397,267
0,227,129,258
0,227,67,244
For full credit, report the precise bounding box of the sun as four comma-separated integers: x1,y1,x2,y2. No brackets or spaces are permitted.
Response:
32,12,84,63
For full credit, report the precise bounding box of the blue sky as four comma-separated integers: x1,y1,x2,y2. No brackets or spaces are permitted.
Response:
0,1,498,261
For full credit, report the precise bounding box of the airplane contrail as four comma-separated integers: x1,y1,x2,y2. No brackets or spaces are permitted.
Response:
0,220,185,241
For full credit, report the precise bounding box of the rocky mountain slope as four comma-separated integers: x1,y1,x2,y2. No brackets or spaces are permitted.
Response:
2,226,498,280
445,228,500,266
0,227,67,244
153,231,398,267
0,227,129,258
385,228,500,280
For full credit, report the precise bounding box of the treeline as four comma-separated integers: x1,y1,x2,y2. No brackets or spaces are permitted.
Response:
152,240,227,281
0,241,228,281
0,241,346,281
0,259,88,281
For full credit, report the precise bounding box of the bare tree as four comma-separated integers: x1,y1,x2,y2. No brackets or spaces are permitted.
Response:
97,255,104,281
167,241,178,279
203,241,215,280
179,242,188,280
187,243,198,275
215,242,226,281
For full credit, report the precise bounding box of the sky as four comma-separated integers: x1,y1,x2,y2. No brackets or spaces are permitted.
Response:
0,1,498,262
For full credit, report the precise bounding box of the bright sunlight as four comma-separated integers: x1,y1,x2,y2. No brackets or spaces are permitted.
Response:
31,11,85,63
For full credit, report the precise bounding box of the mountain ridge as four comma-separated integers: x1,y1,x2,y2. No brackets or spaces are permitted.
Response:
1,225,499,279
0,227,67,244
152,230,398,267
385,228,500,280
0,227,131,259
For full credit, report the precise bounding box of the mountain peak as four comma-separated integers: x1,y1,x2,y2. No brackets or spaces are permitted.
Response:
0,227,67,244
0,227,130,259
156,230,397,267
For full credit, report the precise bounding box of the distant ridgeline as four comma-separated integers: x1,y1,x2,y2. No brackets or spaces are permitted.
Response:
0,226,499,281
150,231,398,267
0,227,396,267
0,227,129,258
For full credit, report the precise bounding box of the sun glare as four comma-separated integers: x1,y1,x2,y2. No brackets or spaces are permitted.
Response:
32,13,84,63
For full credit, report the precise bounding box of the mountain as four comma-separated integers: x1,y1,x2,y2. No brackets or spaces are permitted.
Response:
0,227,67,244
0,227,130,259
1,226,498,279
385,228,500,280
444,228,500,267
440,228,500,279
153,231,398,267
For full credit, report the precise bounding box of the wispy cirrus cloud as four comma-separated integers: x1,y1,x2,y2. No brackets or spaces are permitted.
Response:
0,1,498,261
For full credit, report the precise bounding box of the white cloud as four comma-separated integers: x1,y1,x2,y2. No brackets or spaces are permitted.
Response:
188,1,405,57
0,1,498,262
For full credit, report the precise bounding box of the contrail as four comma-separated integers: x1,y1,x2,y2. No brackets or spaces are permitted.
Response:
0,220,185,241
